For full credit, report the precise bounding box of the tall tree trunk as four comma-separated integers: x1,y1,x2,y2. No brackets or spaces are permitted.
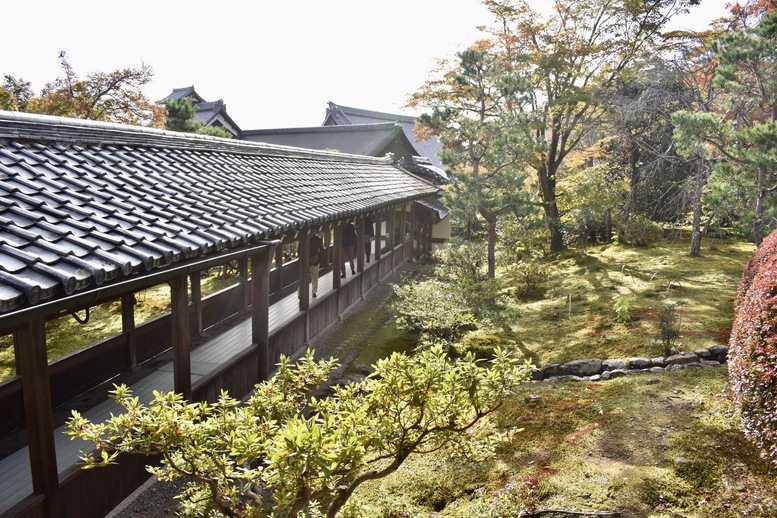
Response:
537,163,564,253
754,165,766,246
690,156,706,257
487,219,496,279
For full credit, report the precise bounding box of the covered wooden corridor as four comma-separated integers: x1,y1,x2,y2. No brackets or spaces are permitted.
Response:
0,251,405,516
0,111,441,517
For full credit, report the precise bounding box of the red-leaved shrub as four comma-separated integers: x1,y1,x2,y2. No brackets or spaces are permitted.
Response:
729,230,777,467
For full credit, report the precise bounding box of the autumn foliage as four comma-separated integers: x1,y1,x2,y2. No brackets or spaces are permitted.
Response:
729,229,777,467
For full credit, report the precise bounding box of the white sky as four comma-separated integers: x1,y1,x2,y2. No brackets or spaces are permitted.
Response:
2,0,730,130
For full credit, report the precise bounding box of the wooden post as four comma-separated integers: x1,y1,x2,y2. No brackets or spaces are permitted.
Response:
274,243,284,294
374,213,382,275
357,216,365,274
399,203,408,259
189,272,203,334
410,203,418,261
122,293,138,368
298,230,310,312
252,244,274,380
388,207,396,259
239,257,249,310
169,276,191,400
333,224,343,290
16,318,61,517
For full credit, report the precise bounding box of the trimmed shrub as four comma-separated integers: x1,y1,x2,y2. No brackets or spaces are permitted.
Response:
729,229,777,468
619,215,663,246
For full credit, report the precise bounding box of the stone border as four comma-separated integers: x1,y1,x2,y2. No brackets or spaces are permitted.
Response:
530,346,729,382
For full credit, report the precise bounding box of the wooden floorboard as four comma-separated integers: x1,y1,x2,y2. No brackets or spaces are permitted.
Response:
0,265,374,515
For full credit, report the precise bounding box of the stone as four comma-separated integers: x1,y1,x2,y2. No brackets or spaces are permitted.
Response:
600,371,611,380
562,359,602,376
649,366,665,373
543,363,561,377
603,359,627,371
666,364,686,371
694,348,711,359
644,378,660,385
651,357,666,367
590,374,602,382
665,353,698,366
531,368,544,381
707,345,729,361
701,360,722,367
685,362,703,369
608,369,628,378
629,357,652,369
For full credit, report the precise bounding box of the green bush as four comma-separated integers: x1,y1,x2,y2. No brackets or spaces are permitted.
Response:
503,261,549,299
391,279,476,343
729,229,777,468
619,215,664,246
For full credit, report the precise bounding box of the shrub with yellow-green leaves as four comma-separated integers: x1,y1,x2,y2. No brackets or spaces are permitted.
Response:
67,347,531,518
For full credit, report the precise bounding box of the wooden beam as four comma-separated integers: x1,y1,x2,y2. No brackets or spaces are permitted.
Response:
169,276,191,400
16,318,61,517
251,244,274,380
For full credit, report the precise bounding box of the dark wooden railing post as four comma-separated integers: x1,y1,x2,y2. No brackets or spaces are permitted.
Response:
375,213,383,277
122,293,138,368
399,203,408,260
16,318,61,517
169,275,191,400
252,244,274,380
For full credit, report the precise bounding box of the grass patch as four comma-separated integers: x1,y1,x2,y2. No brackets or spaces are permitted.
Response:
359,368,777,517
503,238,754,365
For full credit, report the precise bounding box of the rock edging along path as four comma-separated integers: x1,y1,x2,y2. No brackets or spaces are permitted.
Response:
530,345,729,382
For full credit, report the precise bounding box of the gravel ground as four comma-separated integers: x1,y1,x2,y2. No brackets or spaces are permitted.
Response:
108,263,416,517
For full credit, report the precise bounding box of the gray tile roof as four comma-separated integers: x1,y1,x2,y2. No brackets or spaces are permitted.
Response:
242,122,416,158
0,111,439,315
324,102,444,169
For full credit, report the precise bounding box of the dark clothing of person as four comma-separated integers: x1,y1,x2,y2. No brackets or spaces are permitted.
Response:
341,223,357,277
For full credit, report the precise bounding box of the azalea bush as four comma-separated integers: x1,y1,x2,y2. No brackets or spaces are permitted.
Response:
67,347,531,517
729,229,777,468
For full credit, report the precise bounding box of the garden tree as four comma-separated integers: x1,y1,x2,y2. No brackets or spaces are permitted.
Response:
458,0,701,254
673,5,777,245
606,40,719,255
164,97,234,138
0,74,34,111
2,51,165,127
410,43,534,279
68,347,531,518
729,228,777,469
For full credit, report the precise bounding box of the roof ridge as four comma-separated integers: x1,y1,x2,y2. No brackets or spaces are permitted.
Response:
242,122,402,135
328,103,417,124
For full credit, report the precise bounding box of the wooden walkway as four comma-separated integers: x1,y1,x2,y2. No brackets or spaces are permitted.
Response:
0,263,371,516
